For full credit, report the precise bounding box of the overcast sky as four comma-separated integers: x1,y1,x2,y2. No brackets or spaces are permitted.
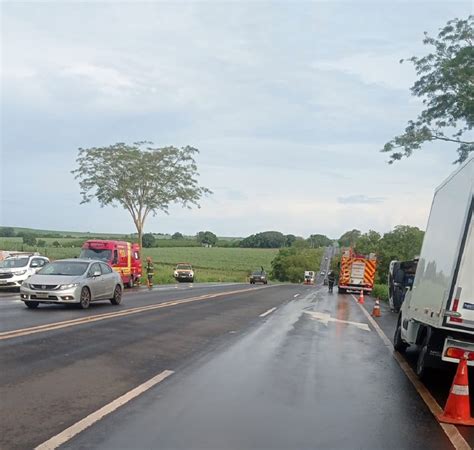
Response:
1,1,471,238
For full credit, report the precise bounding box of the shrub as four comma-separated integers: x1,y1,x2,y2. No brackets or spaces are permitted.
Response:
372,284,388,301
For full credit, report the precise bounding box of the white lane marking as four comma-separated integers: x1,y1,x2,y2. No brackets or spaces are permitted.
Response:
1,285,276,341
259,307,277,318
35,370,174,450
351,294,470,450
294,294,300,298
304,310,370,331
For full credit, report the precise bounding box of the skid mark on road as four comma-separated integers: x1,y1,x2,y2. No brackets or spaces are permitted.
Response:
351,294,469,450
35,370,174,450
0,286,276,341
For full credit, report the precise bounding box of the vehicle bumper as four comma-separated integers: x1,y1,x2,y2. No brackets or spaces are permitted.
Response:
442,337,474,366
174,274,194,281
0,275,28,289
339,284,373,292
20,286,81,303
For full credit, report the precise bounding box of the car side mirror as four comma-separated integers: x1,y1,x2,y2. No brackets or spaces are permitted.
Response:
31,263,38,268
93,270,101,277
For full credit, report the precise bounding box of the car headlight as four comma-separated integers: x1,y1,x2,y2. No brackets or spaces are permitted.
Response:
174,271,178,276
14,270,27,276
59,283,79,290
21,281,30,288
189,271,194,276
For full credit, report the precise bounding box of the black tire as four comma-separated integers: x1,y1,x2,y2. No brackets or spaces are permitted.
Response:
79,287,91,309
264,281,268,285
190,278,194,283
110,285,122,305
416,332,431,379
393,317,408,353
25,300,39,309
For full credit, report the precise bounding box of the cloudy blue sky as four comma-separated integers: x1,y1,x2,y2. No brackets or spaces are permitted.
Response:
1,1,471,238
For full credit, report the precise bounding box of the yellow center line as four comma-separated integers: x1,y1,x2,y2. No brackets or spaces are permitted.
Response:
1,285,275,341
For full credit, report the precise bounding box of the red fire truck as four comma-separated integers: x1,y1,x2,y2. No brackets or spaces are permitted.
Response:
338,248,377,294
80,240,142,287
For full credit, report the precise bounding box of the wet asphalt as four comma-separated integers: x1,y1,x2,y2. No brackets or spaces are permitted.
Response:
64,286,453,450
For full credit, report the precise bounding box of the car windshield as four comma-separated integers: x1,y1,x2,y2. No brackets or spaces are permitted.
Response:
0,258,29,268
252,271,265,276
80,248,112,262
38,261,89,276
177,264,192,270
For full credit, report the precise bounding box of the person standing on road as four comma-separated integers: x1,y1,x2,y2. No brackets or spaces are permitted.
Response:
327,270,336,293
145,257,154,289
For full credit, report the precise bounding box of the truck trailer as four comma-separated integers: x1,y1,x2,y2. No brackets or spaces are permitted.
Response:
394,156,473,378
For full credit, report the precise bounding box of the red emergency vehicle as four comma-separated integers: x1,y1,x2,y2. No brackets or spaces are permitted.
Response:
80,240,142,287
338,248,377,294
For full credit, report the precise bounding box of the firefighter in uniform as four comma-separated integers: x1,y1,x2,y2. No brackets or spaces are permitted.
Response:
145,257,154,289
327,270,336,293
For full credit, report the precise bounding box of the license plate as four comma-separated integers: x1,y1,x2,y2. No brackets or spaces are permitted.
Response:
0,280,7,284
36,293,49,299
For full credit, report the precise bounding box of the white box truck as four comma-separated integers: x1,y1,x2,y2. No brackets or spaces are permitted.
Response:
394,156,473,378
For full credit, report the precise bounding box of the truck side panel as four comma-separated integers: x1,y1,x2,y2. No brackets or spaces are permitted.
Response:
407,158,473,329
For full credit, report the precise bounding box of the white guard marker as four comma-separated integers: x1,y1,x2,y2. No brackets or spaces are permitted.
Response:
259,307,277,318
294,294,300,298
35,370,174,450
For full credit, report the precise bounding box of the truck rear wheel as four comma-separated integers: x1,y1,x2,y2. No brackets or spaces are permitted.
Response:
393,317,408,353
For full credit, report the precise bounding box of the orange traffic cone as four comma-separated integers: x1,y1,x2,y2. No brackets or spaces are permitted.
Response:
358,290,365,304
438,356,474,425
372,299,381,317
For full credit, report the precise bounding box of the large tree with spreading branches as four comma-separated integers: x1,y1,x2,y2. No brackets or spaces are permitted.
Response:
383,16,473,164
72,142,211,248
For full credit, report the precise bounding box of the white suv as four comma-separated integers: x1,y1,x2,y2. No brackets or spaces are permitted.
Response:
0,254,50,289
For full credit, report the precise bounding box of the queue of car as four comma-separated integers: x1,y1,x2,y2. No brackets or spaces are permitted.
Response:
0,242,271,310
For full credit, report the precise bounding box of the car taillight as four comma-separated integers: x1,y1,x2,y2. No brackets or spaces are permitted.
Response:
445,347,474,360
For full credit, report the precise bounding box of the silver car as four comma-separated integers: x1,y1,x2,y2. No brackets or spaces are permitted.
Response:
20,259,123,309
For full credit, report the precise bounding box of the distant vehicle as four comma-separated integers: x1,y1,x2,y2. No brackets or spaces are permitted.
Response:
0,254,49,290
304,271,315,285
337,249,377,294
20,259,123,309
80,240,141,288
395,156,473,378
320,271,326,275
388,258,418,312
174,263,194,282
250,270,267,284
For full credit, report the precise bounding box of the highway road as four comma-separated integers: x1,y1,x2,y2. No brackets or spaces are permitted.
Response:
1,281,473,449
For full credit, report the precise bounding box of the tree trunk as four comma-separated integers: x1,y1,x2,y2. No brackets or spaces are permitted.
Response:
137,226,143,250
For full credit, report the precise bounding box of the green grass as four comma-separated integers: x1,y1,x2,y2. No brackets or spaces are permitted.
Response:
142,247,278,284
0,239,278,283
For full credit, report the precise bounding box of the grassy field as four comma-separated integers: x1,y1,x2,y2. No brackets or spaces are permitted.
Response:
0,238,278,283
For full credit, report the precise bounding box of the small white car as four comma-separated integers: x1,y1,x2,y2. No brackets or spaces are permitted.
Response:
0,254,49,289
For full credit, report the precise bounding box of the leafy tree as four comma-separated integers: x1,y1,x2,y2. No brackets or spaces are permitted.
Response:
142,233,156,248
72,142,211,248
307,234,333,248
376,226,425,280
383,16,474,164
52,241,61,248
338,229,361,248
271,248,324,283
171,232,184,240
22,234,37,246
37,239,47,248
0,227,15,237
284,234,297,247
354,230,381,255
240,231,286,248
197,231,218,246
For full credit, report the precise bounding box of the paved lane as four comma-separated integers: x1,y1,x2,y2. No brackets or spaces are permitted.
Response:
0,283,303,450
63,287,453,450
0,283,257,333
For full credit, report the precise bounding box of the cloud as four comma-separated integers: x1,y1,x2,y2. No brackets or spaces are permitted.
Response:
338,195,386,205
